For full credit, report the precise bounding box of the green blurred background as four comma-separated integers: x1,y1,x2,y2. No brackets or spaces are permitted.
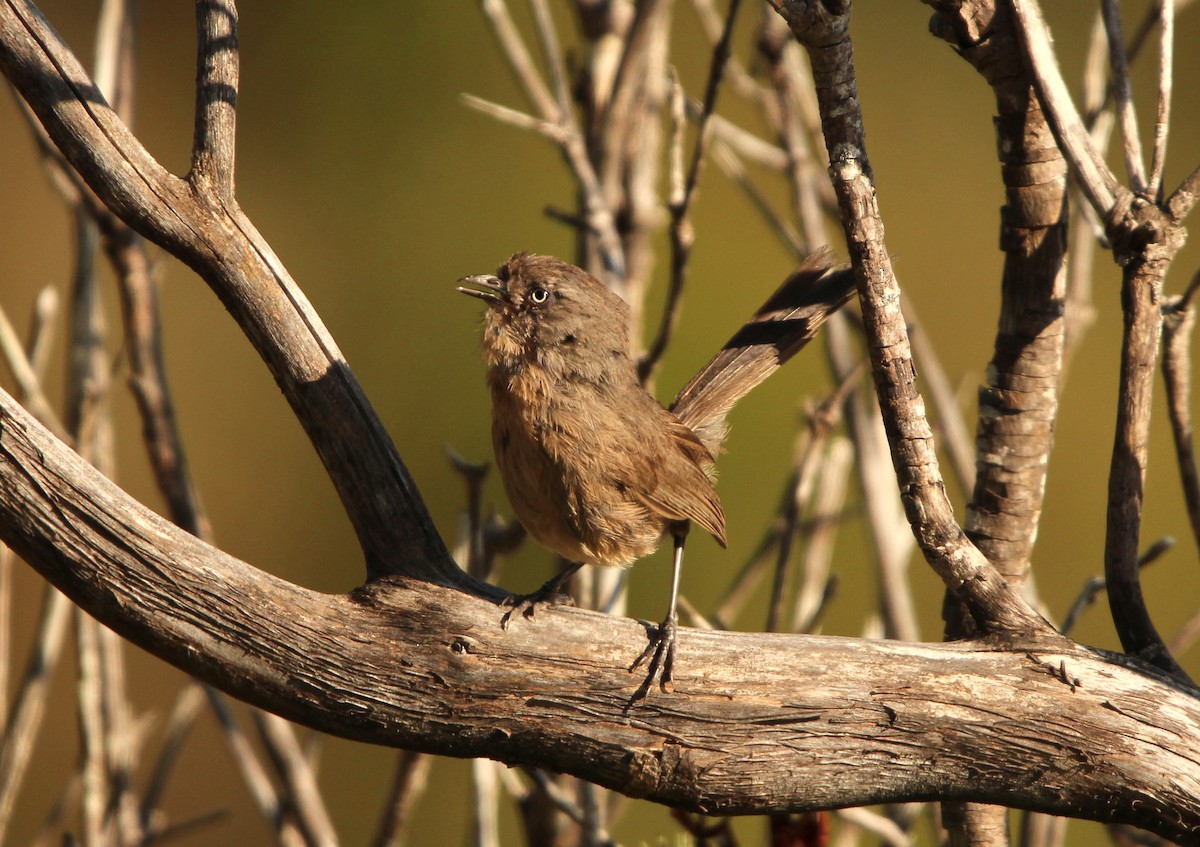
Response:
1,2,1197,844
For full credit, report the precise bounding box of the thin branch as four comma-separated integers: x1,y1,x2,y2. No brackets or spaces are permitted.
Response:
637,71,688,383
527,0,569,117
475,0,625,277
254,710,339,847
140,683,205,833
1,0,459,579
203,689,306,847
0,587,72,843
1147,0,1174,199
371,750,431,847
639,0,743,381
1100,0,1147,193
1162,273,1200,555
190,0,239,196
0,302,69,440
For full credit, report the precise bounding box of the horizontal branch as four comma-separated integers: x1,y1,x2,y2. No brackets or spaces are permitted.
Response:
0,385,1196,842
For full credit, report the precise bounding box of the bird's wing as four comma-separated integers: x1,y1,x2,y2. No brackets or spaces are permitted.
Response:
623,415,727,547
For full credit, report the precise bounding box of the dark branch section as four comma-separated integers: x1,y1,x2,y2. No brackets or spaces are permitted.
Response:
0,0,455,582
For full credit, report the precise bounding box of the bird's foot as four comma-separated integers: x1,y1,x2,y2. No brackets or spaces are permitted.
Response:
499,582,575,631
630,616,677,699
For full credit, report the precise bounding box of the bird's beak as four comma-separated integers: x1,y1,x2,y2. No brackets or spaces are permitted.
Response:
457,274,506,304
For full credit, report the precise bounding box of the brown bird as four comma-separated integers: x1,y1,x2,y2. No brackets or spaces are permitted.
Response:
459,250,855,693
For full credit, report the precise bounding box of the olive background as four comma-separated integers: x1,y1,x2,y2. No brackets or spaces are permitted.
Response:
1,3,1198,845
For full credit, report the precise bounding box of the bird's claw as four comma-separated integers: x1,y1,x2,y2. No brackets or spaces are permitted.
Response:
498,587,575,631
630,617,677,699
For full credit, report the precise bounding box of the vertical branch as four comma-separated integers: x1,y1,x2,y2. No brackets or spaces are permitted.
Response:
639,0,743,382
0,588,72,843
1147,0,1174,199
1011,0,1191,682
770,0,1046,636
1100,0,1147,194
1161,276,1200,555
190,0,239,197
371,750,431,847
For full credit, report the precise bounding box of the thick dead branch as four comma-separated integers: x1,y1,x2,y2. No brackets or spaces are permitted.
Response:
0,381,1195,838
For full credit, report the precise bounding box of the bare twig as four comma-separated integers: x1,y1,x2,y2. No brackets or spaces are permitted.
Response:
371,750,431,847
0,303,69,439
75,613,108,847
639,0,743,382
776,0,1047,636
1100,0,1147,193
1147,0,1174,199
476,0,624,278
793,437,852,634
0,587,72,843
140,683,205,835
1010,0,1124,216
254,710,339,847
204,689,305,847
1162,273,1200,555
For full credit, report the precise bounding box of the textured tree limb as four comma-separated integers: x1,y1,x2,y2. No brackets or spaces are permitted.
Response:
0,380,1194,839
0,0,456,582
769,0,1047,637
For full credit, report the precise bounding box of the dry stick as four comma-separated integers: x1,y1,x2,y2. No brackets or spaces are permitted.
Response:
828,313,921,643
1059,538,1175,637
1062,12,1112,373
759,9,830,249
835,806,911,847
1162,273,1200,555
0,303,69,440
0,546,7,730
204,689,305,847
90,8,144,839
140,683,205,836
639,0,742,383
371,750,431,847
101,3,318,838
1147,0,1174,199
793,437,852,634
75,611,108,847
593,0,670,327
904,303,974,500
477,0,624,279
526,0,569,116
711,141,805,257
1100,0,1148,193
774,0,1048,637
765,370,859,634
0,587,72,843
254,711,338,847
470,760,501,847
0,282,71,845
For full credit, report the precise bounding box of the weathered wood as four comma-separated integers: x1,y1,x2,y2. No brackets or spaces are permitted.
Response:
0,387,1196,841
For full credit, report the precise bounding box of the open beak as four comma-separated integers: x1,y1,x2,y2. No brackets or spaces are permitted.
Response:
457,274,506,304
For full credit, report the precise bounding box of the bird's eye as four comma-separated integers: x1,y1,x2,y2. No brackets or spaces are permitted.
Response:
529,286,550,304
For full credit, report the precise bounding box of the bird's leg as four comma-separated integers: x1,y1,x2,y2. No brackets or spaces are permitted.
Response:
631,529,686,696
500,561,584,630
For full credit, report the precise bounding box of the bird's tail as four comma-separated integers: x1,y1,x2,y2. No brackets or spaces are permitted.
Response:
670,248,857,456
